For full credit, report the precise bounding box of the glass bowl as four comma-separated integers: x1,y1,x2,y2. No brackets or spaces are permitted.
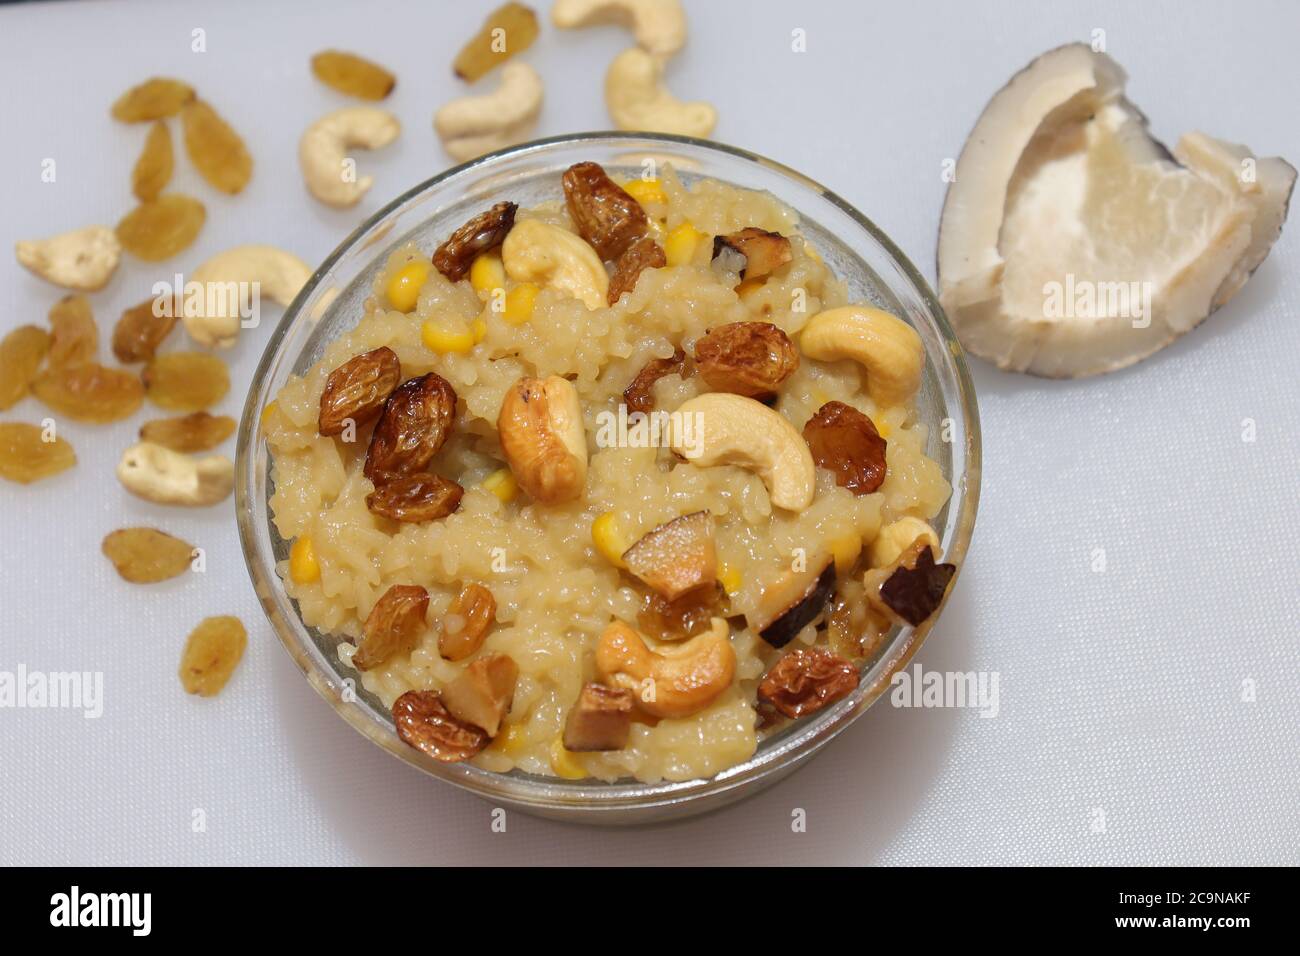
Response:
235,132,981,824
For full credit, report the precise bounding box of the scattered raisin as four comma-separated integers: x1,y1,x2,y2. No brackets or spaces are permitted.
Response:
112,297,178,364
432,202,517,281
318,346,401,436
139,411,236,452
131,120,174,201
694,321,798,399
0,326,51,409
366,472,463,522
32,363,144,423
623,348,687,414
439,583,497,661
0,422,76,483
802,400,887,495
178,615,247,697
310,50,396,100
116,194,206,261
451,2,539,82
47,294,98,369
364,373,458,481
102,527,195,583
562,162,649,260
711,228,793,280
181,99,253,194
353,584,429,671
757,646,859,719
608,235,666,305
142,351,229,411
393,690,489,762
110,77,195,122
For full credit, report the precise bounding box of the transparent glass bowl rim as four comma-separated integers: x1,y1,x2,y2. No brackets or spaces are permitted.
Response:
235,131,982,822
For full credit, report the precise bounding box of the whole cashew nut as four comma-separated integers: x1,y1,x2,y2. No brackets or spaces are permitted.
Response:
604,47,716,138
116,441,234,506
552,0,687,56
502,219,609,309
799,306,925,408
434,62,543,162
299,107,400,208
15,226,121,292
182,245,312,349
595,617,735,718
497,375,589,503
867,517,939,569
670,392,815,511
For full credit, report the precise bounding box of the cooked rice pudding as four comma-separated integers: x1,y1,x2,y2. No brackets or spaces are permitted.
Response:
265,161,955,782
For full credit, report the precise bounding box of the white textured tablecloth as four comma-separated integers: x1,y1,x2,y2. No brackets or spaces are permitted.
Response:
2,0,1297,865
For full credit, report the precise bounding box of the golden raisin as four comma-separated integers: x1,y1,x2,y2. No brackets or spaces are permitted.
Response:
0,422,76,483
802,400,887,495
0,326,51,409
353,584,429,671
139,411,236,452
102,527,196,583
562,162,649,260
32,363,144,423
318,346,401,436
757,646,859,719
366,472,464,523
432,202,517,281
694,321,798,399
364,373,458,481
623,348,687,414
47,294,98,369
393,690,489,762
112,297,178,363
179,616,247,697
142,351,229,412
310,50,396,100
637,583,722,641
608,235,666,305
181,99,253,194
116,194,206,261
110,77,195,122
132,120,174,201
452,2,539,81
438,583,497,661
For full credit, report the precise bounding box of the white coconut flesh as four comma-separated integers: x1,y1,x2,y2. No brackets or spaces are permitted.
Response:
937,43,1295,377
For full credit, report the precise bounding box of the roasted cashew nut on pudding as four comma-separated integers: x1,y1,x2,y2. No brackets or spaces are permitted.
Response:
266,162,957,782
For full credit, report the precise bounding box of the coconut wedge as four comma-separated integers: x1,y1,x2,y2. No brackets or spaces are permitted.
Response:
937,43,1294,377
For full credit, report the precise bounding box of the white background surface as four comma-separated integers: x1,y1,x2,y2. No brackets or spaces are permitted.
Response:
1,0,1297,866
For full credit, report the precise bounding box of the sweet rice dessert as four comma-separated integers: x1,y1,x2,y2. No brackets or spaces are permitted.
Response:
264,161,956,782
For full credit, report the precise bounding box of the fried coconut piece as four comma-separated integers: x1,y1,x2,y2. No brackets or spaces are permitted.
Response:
563,683,634,752
622,511,716,602
432,201,518,281
711,228,793,280
864,538,956,627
